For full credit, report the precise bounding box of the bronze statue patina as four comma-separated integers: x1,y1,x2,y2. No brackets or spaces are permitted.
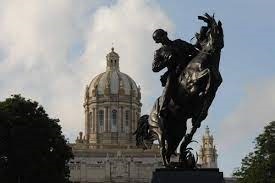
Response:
134,13,224,168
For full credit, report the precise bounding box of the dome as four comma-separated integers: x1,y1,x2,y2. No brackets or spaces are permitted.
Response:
87,47,140,98
83,47,142,148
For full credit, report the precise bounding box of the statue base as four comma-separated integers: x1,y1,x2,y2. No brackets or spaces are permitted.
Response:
151,168,224,183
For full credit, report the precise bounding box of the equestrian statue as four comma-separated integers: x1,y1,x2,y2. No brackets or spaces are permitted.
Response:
134,13,224,168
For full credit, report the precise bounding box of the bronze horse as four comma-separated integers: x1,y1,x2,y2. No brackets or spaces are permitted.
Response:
134,14,224,167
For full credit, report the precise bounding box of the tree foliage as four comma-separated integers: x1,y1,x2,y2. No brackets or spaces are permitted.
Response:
0,95,73,183
233,121,275,183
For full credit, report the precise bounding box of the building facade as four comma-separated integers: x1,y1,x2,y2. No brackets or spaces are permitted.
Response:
83,47,141,148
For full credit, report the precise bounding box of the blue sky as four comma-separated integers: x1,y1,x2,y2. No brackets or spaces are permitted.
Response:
0,0,274,177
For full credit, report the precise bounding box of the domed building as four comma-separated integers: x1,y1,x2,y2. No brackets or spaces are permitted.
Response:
69,48,161,183
83,47,142,148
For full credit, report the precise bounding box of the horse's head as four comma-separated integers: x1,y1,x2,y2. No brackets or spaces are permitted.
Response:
197,13,224,53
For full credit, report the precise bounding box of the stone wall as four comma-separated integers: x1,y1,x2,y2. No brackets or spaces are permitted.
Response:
69,149,162,183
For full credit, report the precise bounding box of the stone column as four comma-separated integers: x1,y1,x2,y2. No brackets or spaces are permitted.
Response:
84,106,89,140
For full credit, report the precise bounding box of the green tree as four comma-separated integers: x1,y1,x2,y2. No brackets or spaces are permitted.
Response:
233,121,275,183
0,95,73,183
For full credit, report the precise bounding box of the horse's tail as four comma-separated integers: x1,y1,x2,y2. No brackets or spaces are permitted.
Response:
133,115,154,149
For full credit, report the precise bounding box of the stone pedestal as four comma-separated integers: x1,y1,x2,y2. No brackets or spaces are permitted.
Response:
151,168,224,183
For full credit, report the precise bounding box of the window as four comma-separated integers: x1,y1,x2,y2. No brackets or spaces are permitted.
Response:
98,110,104,132
111,109,117,132
99,110,104,126
89,112,93,131
125,111,129,126
125,110,130,133
132,112,135,133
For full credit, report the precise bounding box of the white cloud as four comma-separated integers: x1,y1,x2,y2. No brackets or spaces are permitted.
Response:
0,0,173,140
79,0,174,114
0,0,89,139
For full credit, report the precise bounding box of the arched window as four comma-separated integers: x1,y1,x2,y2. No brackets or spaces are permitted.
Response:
135,111,139,133
132,111,135,133
125,111,129,126
111,109,117,132
98,110,104,132
89,112,93,131
125,110,130,133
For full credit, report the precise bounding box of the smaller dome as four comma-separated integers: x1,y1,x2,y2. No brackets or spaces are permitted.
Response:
106,47,120,71
87,48,140,98
107,47,119,58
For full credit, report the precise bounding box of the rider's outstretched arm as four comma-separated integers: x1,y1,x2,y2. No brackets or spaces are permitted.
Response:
152,49,165,72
